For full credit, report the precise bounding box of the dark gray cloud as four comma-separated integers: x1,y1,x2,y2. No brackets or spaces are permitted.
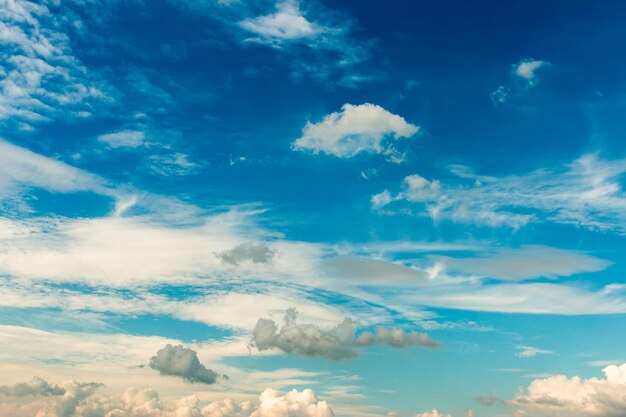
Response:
216,242,276,266
149,344,221,384
250,308,438,360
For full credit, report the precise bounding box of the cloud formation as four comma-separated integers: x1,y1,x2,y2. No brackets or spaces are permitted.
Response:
217,242,277,265
0,0,109,128
250,308,437,360
432,246,610,281
149,344,221,384
293,103,419,161
0,378,333,417
240,0,318,42
372,153,626,233
98,129,146,148
511,363,626,416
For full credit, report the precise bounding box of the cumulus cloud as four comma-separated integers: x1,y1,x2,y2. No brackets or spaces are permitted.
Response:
149,344,222,384
0,378,102,417
292,103,419,161
98,129,146,148
0,377,65,396
0,378,333,417
217,242,277,265
372,153,626,233
514,58,548,81
250,308,437,360
414,410,452,417
511,363,626,416
240,0,318,42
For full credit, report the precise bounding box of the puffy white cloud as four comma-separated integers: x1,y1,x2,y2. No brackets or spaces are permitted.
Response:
0,377,333,417
240,0,318,42
372,153,626,233
514,58,548,81
250,308,437,360
98,129,146,148
0,378,102,417
292,103,419,160
149,344,222,384
217,242,277,265
511,363,626,416
251,388,333,417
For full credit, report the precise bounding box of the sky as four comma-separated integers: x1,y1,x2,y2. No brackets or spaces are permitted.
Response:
1,0,626,416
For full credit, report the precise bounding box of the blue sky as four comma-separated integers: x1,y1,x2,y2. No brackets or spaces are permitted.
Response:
1,1,626,416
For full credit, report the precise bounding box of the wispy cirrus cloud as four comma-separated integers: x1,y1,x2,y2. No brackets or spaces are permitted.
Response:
372,153,626,233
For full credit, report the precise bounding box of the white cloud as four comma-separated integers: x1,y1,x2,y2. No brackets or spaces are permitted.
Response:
250,308,437,360
402,282,626,315
414,410,452,417
516,345,553,358
372,153,626,233
514,58,548,81
98,129,146,148
293,103,419,160
0,138,109,197
0,0,110,126
240,0,318,42
0,377,334,417
511,363,626,416
146,152,201,176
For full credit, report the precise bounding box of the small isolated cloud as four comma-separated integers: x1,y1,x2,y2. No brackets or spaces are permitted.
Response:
516,345,553,358
98,129,146,148
511,363,626,416
250,308,438,360
149,344,222,384
217,242,276,265
514,58,548,81
240,0,318,43
292,103,419,161
146,153,201,176
491,58,550,105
